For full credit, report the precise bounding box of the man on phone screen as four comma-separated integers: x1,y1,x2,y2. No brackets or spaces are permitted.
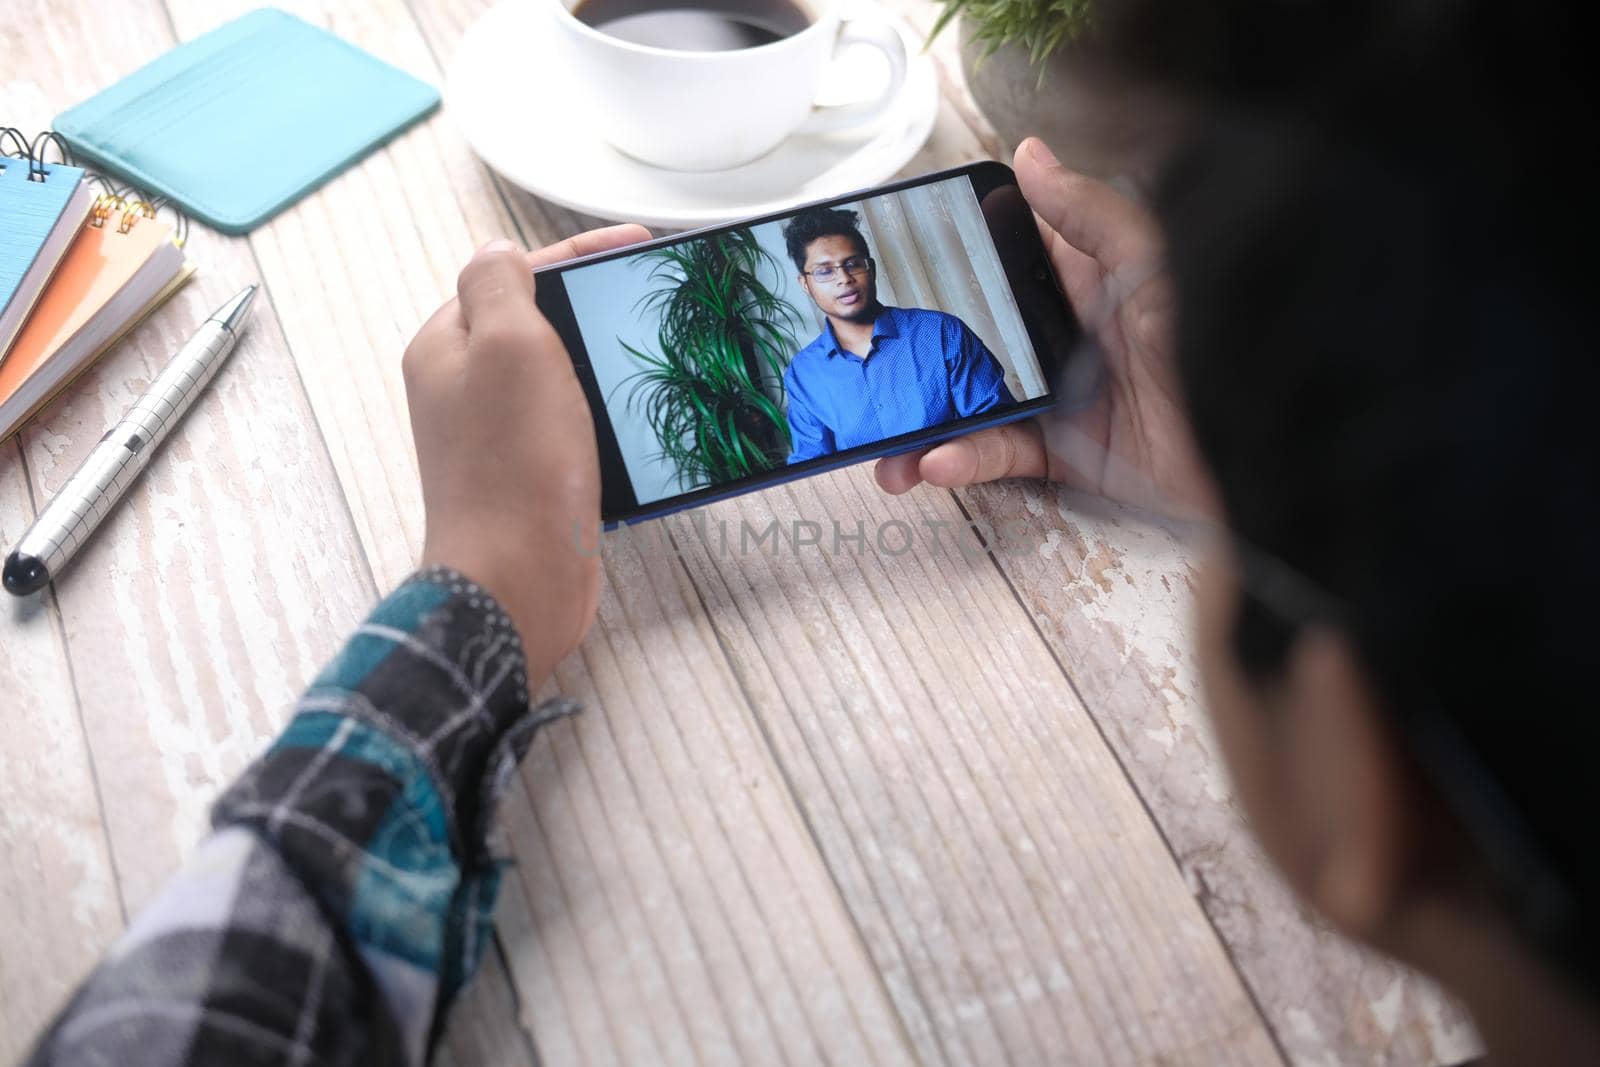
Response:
781,207,1016,464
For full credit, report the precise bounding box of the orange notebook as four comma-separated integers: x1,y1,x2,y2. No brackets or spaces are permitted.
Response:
0,199,192,442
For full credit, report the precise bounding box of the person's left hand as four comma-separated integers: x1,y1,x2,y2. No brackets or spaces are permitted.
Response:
403,225,650,684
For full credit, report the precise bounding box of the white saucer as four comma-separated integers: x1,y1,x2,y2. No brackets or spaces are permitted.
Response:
445,1,940,229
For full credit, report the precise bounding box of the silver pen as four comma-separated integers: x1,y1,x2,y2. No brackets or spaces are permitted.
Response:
4,285,259,596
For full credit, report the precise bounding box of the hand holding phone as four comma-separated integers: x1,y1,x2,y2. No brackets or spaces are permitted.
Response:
877,139,1217,521
404,225,648,683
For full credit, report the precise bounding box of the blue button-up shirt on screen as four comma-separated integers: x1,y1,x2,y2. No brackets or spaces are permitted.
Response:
783,305,1017,464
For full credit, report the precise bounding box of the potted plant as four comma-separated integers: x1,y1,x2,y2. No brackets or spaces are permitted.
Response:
619,229,802,492
931,0,1181,187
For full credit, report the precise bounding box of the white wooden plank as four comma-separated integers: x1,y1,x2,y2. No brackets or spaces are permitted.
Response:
0,438,124,1061
490,531,919,1066
668,465,1285,1066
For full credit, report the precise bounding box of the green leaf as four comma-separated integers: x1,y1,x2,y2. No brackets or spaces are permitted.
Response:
614,225,806,489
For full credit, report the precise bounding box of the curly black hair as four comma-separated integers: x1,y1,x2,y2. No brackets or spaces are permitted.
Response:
781,207,869,274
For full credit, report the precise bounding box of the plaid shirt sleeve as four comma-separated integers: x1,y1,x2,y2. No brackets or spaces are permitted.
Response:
25,565,575,1067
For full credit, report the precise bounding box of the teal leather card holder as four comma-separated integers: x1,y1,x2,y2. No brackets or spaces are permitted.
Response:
55,8,440,235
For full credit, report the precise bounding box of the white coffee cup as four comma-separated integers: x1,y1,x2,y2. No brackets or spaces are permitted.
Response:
548,0,909,172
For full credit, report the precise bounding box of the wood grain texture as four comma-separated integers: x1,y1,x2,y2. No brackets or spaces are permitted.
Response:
955,480,1483,1067
662,464,1282,1066
0,440,124,1064
490,534,918,1065
2,0,377,1049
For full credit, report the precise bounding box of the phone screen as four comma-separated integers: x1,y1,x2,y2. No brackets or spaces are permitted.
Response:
535,161,1081,524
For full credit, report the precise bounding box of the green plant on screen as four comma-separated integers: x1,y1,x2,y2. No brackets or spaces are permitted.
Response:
619,228,802,491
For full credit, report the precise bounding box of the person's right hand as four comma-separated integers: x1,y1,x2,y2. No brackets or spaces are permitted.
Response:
874,137,1217,519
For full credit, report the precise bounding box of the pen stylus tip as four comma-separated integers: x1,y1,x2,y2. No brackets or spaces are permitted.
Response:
3,551,49,597
210,285,259,334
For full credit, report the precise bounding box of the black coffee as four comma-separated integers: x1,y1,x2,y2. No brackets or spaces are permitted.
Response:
571,0,814,51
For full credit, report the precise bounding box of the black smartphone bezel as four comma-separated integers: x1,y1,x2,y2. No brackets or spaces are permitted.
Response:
534,160,1077,526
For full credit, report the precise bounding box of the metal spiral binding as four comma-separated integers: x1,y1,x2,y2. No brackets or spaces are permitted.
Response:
28,129,72,181
0,126,30,165
0,125,190,245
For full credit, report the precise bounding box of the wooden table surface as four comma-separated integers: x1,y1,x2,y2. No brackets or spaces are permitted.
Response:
1,2,1482,1064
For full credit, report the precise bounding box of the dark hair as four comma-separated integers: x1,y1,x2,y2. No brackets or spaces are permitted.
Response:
782,207,868,274
1148,7,1598,991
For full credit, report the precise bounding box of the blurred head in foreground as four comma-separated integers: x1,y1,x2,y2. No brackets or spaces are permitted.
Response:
1100,1,1597,1058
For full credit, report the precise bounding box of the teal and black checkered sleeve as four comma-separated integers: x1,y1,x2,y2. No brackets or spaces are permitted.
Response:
24,565,576,1067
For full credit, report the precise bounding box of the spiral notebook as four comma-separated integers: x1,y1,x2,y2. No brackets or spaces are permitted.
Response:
0,196,194,443
0,149,94,361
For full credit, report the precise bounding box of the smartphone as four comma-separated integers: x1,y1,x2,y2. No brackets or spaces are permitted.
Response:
534,161,1082,526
